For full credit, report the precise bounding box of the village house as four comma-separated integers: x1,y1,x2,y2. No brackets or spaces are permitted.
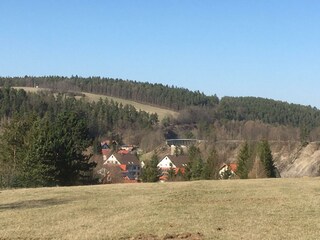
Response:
219,163,238,179
101,140,111,157
157,155,190,180
104,153,141,180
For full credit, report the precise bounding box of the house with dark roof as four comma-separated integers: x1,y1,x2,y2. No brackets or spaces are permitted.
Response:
104,153,141,180
101,140,111,157
157,155,189,180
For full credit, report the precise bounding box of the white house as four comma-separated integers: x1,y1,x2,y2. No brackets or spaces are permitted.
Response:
104,154,121,165
157,155,189,171
219,163,237,179
158,156,176,169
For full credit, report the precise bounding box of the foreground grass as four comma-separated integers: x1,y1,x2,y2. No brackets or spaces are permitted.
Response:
14,87,178,121
1,178,320,239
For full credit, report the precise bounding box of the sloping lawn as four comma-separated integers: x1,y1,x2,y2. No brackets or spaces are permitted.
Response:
1,178,320,239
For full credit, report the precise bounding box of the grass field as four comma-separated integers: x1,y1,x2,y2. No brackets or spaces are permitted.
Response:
13,87,179,121
1,178,320,239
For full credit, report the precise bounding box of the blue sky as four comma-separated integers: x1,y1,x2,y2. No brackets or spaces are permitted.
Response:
1,0,320,107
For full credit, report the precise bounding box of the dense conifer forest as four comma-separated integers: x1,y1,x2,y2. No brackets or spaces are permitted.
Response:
1,76,319,132
0,76,219,111
0,87,158,136
219,96,320,129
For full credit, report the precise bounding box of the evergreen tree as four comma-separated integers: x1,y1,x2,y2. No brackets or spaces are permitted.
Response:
21,116,57,187
183,163,192,181
22,111,95,186
259,140,276,178
50,111,95,185
188,145,204,180
0,115,34,187
93,138,102,155
299,125,310,145
167,162,176,181
202,148,219,180
236,142,250,179
175,168,184,181
141,153,160,182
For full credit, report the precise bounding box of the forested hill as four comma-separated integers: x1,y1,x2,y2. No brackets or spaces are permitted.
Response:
0,76,219,111
0,87,158,137
219,97,320,129
1,76,320,130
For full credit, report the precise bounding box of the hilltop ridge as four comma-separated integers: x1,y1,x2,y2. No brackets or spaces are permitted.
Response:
2,76,320,131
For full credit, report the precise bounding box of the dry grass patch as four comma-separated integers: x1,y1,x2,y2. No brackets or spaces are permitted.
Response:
1,178,320,239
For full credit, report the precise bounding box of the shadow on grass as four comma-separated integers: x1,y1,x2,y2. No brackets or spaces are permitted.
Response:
0,198,70,211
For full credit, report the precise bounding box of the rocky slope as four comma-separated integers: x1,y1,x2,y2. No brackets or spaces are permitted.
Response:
217,141,320,177
274,142,320,177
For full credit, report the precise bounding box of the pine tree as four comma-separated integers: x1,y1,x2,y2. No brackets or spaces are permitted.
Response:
176,168,184,181
259,140,276,178
50,111,95,185
188,145,204,180
183,163,192,181
0,115,34,187
202,148,219,180
167,163,176,181
141,153,161,182
236,142,250,179
93,138,102,155
21,116,57,187
23,112,95,186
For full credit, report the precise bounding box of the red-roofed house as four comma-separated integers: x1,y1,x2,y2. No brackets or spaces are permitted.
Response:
157,155,189,180
101,140,111,158
117,149,130,155
102,149,111,156
219,163,238,179
104,153,141,180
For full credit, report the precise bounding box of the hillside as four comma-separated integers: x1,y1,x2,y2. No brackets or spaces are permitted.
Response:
13,87,179,121
276,142,320,177
219,96,320,129
1,178,319,239
3,76,320,131
1,76,219,111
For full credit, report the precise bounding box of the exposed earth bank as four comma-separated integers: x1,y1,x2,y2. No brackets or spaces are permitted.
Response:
214,141,320,177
